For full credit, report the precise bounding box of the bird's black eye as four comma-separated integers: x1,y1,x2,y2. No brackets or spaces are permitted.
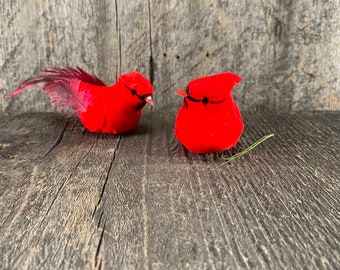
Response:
186,86,190,95
202,97,209,105
131,90,137,95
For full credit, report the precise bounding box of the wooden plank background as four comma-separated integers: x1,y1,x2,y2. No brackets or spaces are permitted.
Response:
1,0,339,113
0,111,339,269
0,1,339,268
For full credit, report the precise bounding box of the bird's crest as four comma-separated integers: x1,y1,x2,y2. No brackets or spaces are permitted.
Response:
118,71,153,97
185,72,242,103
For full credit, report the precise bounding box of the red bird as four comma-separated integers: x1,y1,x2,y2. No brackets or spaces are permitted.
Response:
175,72,243,154
7,67,153,134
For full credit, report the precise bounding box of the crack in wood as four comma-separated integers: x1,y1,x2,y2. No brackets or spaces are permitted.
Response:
96,210,105,229
147,0,154,85
91,135,122,219
96,258,103,270
66,128,88,158
115,0,121,76
95,219,106,269
141,114,153,270
38,134,100,237
73,134,99,166
141,173,149,269
42,120,69,158
37,174,70,239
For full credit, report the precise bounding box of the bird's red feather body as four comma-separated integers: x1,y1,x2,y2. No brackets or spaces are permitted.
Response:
175,72,243,154
77,81,146,134
7,67,153,134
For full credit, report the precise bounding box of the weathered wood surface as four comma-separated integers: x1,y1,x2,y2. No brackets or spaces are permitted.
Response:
0,111,339,269
1,0,339,113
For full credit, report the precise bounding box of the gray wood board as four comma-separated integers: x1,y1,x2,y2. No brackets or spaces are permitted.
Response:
1,1,339,113
0,111,339,269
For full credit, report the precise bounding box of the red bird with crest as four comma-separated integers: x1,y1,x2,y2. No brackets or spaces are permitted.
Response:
175,72,243,154
7,67,154,134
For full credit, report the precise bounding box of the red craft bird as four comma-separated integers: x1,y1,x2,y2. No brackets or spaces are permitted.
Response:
175,72,243,154
7,67,154,134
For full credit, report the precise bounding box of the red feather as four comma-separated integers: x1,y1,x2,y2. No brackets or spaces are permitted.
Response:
7,67,106,114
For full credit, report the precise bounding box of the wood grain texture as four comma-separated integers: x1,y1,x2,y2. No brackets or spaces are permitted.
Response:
0,111,339,269
1,0,339,112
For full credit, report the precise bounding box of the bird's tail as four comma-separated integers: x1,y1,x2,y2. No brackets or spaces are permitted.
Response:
7,66,106,114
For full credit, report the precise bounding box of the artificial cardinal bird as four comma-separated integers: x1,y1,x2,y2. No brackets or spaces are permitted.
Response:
174,72,243,154
7,67,153,134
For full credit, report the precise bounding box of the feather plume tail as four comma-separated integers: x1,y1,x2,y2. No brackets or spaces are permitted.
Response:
7,66,106,114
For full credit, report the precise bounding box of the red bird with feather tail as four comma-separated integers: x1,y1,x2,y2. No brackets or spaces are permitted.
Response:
7,67,153,134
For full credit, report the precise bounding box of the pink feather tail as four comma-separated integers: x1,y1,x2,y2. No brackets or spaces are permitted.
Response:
7,66,106,114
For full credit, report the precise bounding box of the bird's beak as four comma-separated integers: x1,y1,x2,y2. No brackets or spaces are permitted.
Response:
175,89,187,97
145,95,154,106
